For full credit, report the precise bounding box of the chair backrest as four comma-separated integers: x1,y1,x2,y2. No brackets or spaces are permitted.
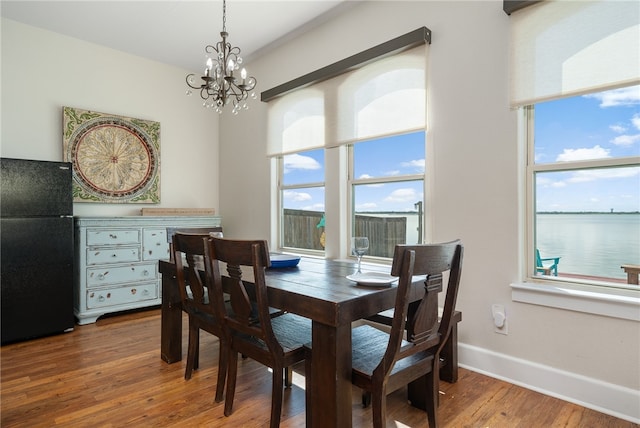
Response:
167,227,223,261
381,240,464,377
204,237,281,355
535,249,543,267
172,232,217,315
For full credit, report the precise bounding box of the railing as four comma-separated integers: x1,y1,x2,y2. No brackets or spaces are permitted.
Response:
621,264,640,285
283,209,407,257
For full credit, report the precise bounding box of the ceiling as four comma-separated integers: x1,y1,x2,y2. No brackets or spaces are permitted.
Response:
1,1,351,72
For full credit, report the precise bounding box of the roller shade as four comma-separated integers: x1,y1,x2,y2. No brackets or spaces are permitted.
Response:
509,0,640,107
267,45,427,157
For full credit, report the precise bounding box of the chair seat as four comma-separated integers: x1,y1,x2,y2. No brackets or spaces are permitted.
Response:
232,313,311,354
351,324,435,381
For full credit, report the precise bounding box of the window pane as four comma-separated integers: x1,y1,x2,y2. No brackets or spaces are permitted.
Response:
534,168,640,282
282,149,324,185
353,181,424,258
534,85,640,164
353,131,425,179
282,186,325,251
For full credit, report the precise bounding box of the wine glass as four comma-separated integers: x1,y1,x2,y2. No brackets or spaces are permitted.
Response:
352,237,369,274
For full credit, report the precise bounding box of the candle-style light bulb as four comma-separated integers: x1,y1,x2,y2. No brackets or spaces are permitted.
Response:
228,59,235,76
240,68,247,85
205,58,213,77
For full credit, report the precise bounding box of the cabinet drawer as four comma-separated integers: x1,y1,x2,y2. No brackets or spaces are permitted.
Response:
86,247,140,265
86,282,158,309
86,263,157,287
143,228,170,261
87,229,140,246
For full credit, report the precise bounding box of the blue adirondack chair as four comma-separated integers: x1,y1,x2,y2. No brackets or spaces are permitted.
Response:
536,249,560,276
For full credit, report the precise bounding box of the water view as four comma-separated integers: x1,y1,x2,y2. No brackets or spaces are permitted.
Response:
536,213,640,281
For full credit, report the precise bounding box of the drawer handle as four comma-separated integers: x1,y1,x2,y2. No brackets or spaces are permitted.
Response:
142,289,150,296
142,270,149,276
109,234,117,239
111,253,118,258
98,293,111,301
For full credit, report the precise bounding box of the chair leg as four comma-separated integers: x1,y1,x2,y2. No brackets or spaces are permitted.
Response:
426,369,439,428
269,366,284,428
304,349,313,427
224,349,239,417
362,391,372,408
194,327,200,371
371,388,387,428
214,339,228,403
185,322,199,380
284,366,293,388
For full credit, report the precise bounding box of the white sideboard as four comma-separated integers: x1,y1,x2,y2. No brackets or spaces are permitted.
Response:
74,216,222,324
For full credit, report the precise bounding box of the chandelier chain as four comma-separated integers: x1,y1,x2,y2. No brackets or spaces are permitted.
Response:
222,0,226,33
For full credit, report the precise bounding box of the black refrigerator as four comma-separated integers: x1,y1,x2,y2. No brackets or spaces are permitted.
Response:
1,158,75,344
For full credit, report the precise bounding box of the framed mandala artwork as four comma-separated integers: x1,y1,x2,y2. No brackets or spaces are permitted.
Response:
63,107,160,203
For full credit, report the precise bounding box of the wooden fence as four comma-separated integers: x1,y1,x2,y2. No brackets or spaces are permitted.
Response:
283,209,407,257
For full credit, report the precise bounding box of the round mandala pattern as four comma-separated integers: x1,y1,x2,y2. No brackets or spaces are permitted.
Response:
69,118,158,202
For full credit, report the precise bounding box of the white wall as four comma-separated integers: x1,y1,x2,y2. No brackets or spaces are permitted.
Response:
1,18,220,216
218,1,639,422
2,2,638,422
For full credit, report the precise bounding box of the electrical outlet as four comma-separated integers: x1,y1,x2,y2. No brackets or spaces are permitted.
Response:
492,304,508,335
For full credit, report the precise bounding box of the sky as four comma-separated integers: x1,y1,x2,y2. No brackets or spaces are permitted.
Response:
281,85,640,214
282,131,425,213
535,85,640,212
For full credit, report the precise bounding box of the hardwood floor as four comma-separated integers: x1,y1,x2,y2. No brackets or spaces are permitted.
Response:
1,309,635,427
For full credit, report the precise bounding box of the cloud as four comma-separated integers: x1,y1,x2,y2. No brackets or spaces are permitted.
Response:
302,203,325,211
632,113,640,130
539,167,640,188
584,86,640,107
358,173,373,179
283,190,312,202
611,134,640,147
383,188,418,203
556,145,610,162
283,153,321,173
566,167,639,184
357,202,378,210
610,124,627,133
401,159,425,172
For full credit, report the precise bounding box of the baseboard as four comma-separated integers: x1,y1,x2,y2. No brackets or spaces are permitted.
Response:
458,343,640,424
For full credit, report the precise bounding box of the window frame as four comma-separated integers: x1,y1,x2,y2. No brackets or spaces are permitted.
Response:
514,106,640,322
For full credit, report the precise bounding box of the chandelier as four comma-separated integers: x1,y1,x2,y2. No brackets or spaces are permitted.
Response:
185,0,257,114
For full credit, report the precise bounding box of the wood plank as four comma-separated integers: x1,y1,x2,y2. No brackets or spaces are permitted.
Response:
1,309,635,427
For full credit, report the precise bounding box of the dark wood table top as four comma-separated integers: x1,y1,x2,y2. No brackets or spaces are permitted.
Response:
160,256,424,327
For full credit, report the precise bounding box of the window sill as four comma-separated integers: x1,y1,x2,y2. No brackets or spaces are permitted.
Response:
511,281,640,321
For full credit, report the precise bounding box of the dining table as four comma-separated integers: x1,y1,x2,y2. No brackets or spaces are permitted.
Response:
159,256,456,427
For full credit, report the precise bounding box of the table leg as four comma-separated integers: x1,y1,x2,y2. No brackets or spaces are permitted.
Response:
307,321,352,428
160,272,183,363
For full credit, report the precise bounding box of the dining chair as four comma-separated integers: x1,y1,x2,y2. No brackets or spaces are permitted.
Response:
172,232,228,403
351,240,463,428
205,237,312,428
